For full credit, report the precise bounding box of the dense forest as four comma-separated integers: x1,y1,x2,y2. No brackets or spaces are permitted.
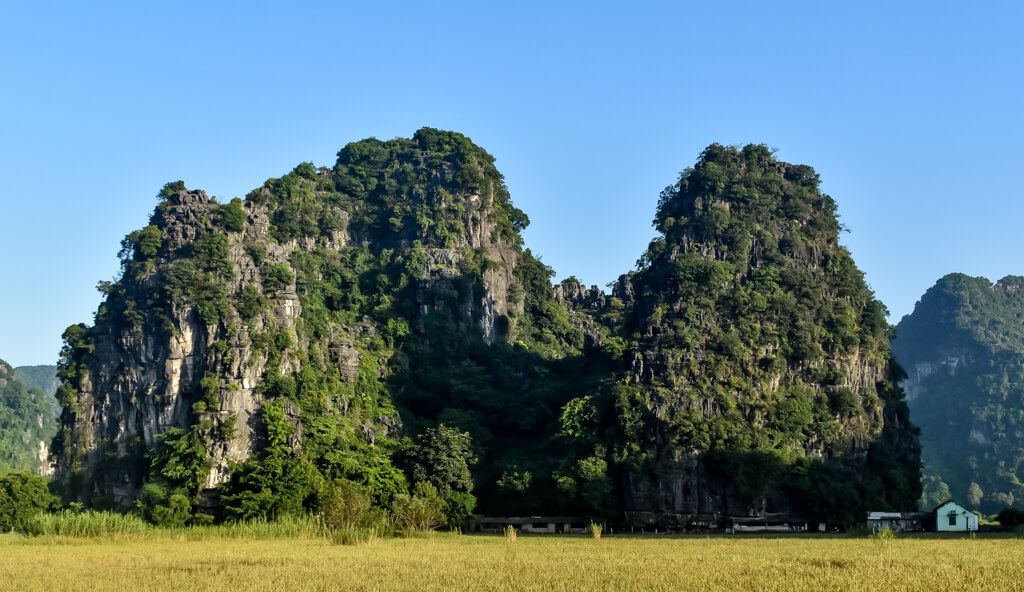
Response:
0,359,55,474
892,273,1024,513
49,130,919,528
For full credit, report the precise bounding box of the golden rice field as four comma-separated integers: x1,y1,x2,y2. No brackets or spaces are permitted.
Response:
2,532,1022,592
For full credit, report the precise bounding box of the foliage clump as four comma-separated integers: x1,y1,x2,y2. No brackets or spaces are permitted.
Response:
0,471,60,531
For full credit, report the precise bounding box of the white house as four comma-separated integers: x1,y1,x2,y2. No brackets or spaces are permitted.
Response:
933,500,979,532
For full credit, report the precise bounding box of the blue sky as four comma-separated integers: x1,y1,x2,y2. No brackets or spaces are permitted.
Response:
1,1,1022,366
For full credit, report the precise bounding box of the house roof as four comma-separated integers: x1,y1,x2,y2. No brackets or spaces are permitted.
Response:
931,500,971,515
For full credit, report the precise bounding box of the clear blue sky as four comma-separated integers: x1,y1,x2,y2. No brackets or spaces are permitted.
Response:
1,1,1022,366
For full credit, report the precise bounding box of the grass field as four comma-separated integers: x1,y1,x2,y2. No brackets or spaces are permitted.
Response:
2,532,1022,592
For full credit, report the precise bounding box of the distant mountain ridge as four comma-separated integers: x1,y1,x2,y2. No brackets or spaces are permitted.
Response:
892,273,1024,512
14,365,59,412
0,358,56,474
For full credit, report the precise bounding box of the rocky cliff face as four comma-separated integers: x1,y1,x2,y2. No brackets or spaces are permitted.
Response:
54,188,301,504
52,129,530,507
892,273,1024,512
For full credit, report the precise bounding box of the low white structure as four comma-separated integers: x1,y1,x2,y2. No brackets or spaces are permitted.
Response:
476,516,591,534
866,511,928,532
934,500,979,532
729,514,816,534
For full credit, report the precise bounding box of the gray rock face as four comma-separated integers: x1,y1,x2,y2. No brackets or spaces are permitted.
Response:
899,348,973,402
53,190,307,504
415,191,521,344
553,280,608,348
329,342,361,383
553,280,606,310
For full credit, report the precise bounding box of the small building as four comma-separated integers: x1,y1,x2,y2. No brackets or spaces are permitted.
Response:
933,500,979,532
866,511,929,532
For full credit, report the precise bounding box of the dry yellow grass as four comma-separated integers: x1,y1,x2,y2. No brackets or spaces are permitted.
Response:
2,533,1023,592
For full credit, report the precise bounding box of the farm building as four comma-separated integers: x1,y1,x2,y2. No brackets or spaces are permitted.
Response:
933,500,979,532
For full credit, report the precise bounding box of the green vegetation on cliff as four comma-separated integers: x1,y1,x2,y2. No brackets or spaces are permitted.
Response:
639,145,892,446
50,134,919,528
557,144,919,524
892,273,1024,512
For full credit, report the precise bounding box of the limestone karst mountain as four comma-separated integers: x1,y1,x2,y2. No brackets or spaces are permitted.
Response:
51,132,919,525
559,144,919,524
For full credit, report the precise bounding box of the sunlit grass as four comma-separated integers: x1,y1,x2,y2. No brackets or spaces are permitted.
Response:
20,510,326,541
1,532,1022,591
